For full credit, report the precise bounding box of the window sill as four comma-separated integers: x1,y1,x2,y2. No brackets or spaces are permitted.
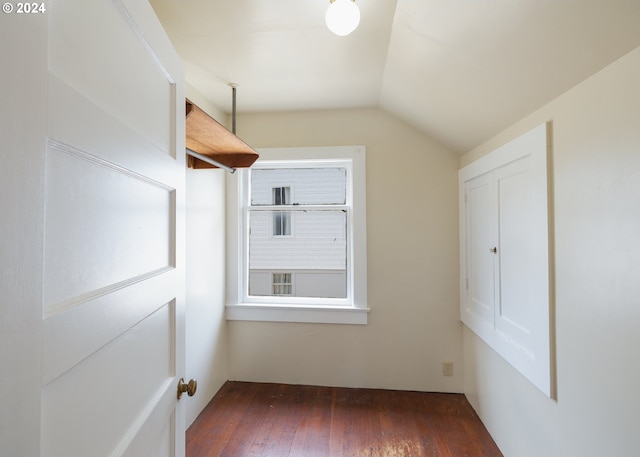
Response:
225,303,369,325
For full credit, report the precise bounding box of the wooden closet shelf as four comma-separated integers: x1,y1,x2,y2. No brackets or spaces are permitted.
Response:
185,99,259,169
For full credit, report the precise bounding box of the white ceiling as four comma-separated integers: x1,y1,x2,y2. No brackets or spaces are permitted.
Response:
150,0,640,154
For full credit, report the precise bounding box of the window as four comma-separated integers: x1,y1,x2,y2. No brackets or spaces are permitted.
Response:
272,186,290,205
272,186,291,236
226,146,368,325
249,167,347,299
272,273,292,296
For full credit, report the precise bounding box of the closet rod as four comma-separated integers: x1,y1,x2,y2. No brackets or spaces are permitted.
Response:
186,148,236,174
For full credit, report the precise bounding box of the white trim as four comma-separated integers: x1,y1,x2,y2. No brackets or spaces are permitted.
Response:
226,146,368,325
226,303,369,325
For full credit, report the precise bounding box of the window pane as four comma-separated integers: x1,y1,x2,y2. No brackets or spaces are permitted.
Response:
272,186,290,205
273,211,291,236
272,273,292,296
251,168,346,205
249,210,347,298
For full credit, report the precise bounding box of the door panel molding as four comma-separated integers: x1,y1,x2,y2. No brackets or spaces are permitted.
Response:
48,0,175,152
43,141,175,313
42,271,178,385
41,302,176,457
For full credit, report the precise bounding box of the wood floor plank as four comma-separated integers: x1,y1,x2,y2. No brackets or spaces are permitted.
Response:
380,390,439,457
187,382,503,457
186,381,261,457
222,383,278,456
289,386,332,457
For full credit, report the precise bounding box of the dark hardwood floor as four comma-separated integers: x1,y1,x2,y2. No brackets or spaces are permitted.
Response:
187,381,502,457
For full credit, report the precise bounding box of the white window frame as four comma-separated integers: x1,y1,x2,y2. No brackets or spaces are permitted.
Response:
226,145,369,325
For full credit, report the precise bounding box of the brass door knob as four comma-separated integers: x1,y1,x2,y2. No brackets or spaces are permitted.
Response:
177,378,197,399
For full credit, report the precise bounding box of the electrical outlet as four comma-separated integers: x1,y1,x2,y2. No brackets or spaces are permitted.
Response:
442,362,454,376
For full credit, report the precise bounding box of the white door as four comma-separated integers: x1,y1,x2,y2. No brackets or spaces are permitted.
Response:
462,158,536,354
463,171,496,327
1,1,187,456
493,156,535,353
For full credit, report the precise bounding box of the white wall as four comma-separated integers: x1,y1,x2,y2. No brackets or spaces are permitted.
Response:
184,85,229,426
461,46,640,457
227,108,463,392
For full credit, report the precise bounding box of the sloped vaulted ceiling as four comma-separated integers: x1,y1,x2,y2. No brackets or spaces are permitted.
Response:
150,0,640,154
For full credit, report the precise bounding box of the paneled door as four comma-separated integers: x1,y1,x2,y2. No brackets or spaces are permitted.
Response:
1,1,187,456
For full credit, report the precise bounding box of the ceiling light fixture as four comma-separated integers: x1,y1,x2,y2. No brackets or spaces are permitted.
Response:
325,0,360,36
